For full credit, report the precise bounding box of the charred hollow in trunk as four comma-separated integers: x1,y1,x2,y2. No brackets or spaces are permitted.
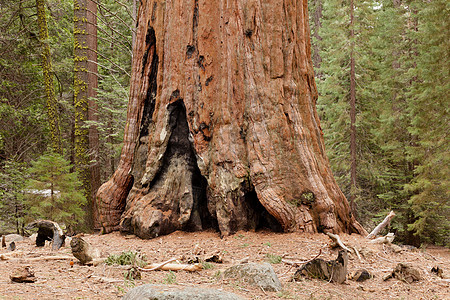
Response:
120,99,281,238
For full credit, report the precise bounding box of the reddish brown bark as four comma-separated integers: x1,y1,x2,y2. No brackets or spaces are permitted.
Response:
349,0,357,214
74,0,100,229
97,0,367,237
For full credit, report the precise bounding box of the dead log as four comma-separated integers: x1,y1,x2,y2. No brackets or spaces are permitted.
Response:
70,235,102,265
367,211,395,239
293,250,348,284
138,258,202,272
25,220,65,250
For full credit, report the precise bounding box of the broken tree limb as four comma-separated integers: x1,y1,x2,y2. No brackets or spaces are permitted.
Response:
367,211,395,239
282,249,323,266
326,232,353,253
25,219,65,250
351,246,362,261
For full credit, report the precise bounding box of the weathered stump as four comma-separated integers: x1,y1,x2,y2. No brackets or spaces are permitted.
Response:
70,235,101,265
293,250,348,283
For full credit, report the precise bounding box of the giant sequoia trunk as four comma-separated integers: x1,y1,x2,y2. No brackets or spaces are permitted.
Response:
96,0,367,238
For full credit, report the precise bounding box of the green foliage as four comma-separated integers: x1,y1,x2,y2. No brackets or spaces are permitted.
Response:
163,271,177,284
105,250,147,267
313,0,449,246
25,152,86,228
201,261,214,269
0,159,27,233
403,0,450,246
266,253,282,264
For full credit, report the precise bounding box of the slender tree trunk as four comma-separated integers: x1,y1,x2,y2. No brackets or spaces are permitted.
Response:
132,0,137,49
349,0,357,214
97,0,367,238
311,0,323,76
36,0,62,154
74,0,99,229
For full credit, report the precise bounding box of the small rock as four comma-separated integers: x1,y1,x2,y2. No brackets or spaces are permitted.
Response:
389,244,403,253
10,266,36,283
224,262,282,292
5,234,24,243
123,284,245,300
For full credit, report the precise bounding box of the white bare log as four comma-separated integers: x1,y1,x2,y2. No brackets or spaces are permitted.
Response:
369,233,395,244
367,211,395,239
139,260,202,272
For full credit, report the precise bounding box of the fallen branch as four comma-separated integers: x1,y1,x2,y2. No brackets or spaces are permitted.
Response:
1,255,74,262
282,249,323,266
367,211,395,239
351,246,362,261
140,257,180,271
326,232,353,253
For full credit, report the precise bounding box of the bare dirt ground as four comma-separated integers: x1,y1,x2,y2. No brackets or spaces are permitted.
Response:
0,230,449,299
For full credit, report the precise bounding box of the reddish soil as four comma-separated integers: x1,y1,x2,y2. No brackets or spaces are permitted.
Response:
0,230,449,299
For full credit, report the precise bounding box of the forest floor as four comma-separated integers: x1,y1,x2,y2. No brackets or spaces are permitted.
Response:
0,230,449,299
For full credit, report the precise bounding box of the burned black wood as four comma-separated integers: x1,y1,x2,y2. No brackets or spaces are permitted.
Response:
349,269,372,282
293,250,348,284
25,220,65,250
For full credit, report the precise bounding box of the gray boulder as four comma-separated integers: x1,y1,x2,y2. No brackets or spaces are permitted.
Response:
224,263,282,292
123,284,245,300
5,234,24,243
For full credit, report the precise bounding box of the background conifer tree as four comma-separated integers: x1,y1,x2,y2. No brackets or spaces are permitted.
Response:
25,152,86,229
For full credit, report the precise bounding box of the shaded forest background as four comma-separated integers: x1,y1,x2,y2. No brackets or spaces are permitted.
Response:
0,0,448,246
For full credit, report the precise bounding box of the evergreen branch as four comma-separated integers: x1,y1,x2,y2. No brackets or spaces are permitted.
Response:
83,17,132,48
92,49,131,77
92,0,134,23
90,32,132,56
